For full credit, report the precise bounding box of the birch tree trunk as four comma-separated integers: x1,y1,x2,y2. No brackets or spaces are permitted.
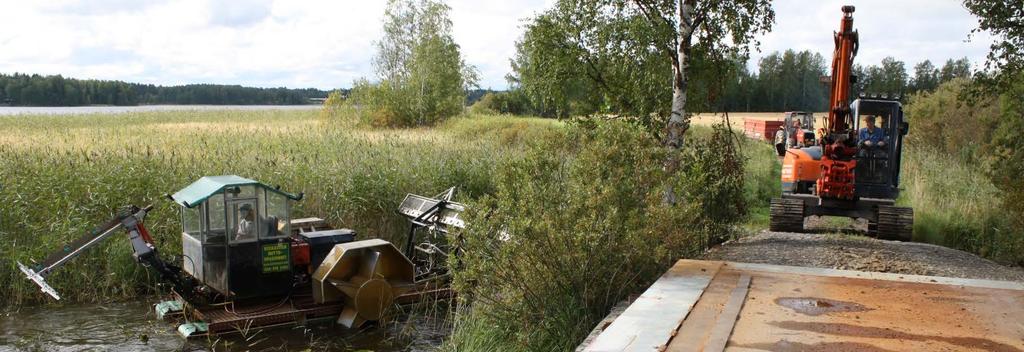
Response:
662,0,695,205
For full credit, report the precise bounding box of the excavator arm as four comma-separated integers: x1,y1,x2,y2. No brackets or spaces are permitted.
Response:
826,5,859,135
18,205,194,300
817,5,861,200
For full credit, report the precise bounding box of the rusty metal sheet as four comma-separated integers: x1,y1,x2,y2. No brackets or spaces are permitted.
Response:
582,260,1024,352
725,261,1024,291
582,260,722,352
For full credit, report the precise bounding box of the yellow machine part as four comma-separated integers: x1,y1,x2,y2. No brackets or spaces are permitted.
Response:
781,148,821,192
312,239,416,328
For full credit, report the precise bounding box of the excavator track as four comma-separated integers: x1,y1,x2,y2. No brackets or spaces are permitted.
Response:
875,205,913,241
769,198,805,233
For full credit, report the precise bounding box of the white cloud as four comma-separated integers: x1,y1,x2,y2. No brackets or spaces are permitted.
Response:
0,0,993,90
751,0,993,73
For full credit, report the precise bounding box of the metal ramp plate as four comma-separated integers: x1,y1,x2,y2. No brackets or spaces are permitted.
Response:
580,260,1024,352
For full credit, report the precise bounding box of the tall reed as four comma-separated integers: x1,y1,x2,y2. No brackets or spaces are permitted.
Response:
0,109,564,307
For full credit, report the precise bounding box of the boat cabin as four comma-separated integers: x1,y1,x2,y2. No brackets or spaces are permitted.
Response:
170,175,302,299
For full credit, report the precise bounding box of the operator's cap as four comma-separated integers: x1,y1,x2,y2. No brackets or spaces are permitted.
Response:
240,203,253,211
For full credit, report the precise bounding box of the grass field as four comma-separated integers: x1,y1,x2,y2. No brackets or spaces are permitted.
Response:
0,109,564,307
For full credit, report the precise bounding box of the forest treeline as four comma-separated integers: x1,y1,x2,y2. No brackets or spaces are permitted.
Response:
0,73,331,106
476,49,973,117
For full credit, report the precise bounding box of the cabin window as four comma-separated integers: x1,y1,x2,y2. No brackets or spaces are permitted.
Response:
205,193,227,244
264,191,291,239
228,199,260,244
182,206,201,239
227,185,257,199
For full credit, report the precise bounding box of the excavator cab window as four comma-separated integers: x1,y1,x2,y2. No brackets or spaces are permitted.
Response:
852,99,902,198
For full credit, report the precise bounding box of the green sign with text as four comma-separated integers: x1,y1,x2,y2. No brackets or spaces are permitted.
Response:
261,243,290,273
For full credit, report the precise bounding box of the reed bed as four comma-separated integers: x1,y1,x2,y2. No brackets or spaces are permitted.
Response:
0,109,564,307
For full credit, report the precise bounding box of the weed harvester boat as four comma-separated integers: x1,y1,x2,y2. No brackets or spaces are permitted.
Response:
18,175,465,337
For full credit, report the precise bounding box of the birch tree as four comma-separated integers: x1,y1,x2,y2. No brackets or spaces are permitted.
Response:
347,0,477,127
631,0,773,203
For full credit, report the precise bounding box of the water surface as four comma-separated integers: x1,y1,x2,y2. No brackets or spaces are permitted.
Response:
0,105,319,116
1,300,447,351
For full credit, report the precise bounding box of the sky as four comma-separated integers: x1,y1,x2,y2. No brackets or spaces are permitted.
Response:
0,0,993,90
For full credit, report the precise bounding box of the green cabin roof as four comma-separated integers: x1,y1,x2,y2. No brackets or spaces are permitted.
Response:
170,175,302,208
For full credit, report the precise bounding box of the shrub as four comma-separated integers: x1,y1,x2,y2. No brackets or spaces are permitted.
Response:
904,78,1000,162
469,91,533,116
444,120,748,351
987,74,1024,234
901,78,1024,265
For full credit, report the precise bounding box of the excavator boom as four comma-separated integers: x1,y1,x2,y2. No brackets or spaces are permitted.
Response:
817,5,860,200
827,5,859,134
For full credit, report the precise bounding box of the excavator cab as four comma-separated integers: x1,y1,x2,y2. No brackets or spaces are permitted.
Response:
852,98,909,199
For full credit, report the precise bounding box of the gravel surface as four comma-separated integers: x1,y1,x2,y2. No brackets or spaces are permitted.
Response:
703,230,1024,282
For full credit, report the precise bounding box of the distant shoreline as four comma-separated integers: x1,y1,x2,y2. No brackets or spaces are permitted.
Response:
0,104,321,116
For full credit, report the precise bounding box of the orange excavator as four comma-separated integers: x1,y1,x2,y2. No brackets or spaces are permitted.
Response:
770,5,913,240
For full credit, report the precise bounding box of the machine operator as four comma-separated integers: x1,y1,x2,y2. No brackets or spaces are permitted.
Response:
788,119,802,148
236,203,256,240
859,115,886,148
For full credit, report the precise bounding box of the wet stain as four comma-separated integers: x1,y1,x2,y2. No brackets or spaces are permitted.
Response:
925,295,974,304
732,340,897,352
775,297,872,316
769,321,1023,352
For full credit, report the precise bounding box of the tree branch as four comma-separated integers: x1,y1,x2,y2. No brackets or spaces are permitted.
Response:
632,0,680,71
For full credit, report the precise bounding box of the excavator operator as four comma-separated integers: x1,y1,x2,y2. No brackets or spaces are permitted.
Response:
859,115,886,148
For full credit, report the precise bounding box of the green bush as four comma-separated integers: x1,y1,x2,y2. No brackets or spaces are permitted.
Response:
987,74,1024,237
901,78,1024,265
469,91,533,116
444,120,749,351
674,123,748,244
904,78,1000,161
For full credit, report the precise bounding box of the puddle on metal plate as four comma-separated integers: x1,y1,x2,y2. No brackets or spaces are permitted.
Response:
774,297,872,316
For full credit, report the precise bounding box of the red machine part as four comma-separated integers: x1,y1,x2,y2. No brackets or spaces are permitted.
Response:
818,6,860,200
137,222,155,244
291,241,311,267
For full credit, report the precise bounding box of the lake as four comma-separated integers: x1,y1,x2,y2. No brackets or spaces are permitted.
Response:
1,299,448,351
0,105,320,116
